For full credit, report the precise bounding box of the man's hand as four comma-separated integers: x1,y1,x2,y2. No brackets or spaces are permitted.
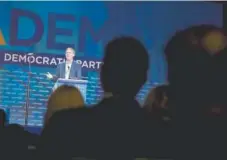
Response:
46,72,53,79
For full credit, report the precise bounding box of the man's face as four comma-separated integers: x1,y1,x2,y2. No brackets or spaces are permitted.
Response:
65,48,75,61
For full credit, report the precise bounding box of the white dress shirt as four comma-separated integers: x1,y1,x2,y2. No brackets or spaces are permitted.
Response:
65,62,72,79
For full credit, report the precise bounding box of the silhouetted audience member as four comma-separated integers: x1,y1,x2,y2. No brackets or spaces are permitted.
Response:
144,85,171,124
44,85,84,126
165,25,227,121
143,85,172,158
1,124,39,160
165,24,227,159
39,37,151,159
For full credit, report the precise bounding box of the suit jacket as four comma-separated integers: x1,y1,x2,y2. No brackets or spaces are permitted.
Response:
38,96,153,159
54,61,82,80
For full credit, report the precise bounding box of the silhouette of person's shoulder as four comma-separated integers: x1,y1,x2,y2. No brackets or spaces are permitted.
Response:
45,106,92,131
40,107,93,149
4,124,24,133
56,106,88,116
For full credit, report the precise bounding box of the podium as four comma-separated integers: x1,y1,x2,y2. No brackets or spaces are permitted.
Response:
52,78,88,101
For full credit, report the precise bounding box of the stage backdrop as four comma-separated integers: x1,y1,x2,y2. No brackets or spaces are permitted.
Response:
0,1,222,126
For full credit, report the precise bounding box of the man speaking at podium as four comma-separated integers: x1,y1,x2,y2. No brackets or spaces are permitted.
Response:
46,47,82,81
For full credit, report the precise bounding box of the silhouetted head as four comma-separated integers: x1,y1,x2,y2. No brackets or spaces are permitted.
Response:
144,85,169,112
44,85,85,125
165,24,227,117
144,85,171,123
101,37,149,97
165,25,227,89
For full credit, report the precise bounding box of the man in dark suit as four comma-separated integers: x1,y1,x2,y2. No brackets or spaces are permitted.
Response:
46,47,82,80
39,37,152,159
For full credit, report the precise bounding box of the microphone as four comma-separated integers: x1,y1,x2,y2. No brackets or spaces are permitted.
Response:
27,53,34,64
27,53,34,56
25,52,34,126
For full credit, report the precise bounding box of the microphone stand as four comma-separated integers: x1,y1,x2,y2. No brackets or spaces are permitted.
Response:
25,53,33,126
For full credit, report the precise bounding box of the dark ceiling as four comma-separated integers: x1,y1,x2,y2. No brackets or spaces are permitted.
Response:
213,1,227,5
